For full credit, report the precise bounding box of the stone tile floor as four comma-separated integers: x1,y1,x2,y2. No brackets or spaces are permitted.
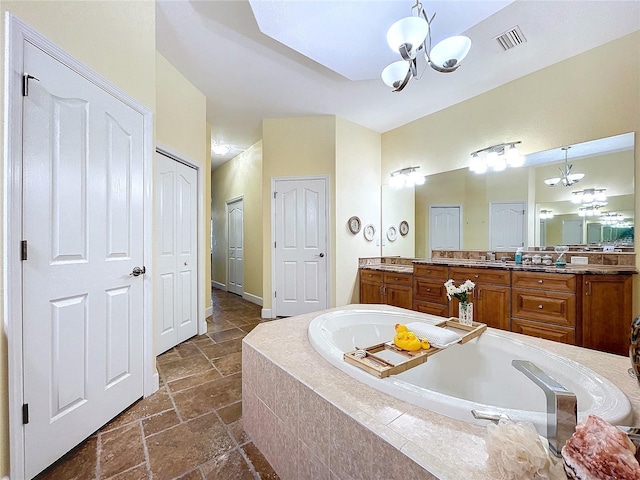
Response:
35,289,279,480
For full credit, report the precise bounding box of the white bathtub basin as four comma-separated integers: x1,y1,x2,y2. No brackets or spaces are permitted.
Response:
308,308,632,434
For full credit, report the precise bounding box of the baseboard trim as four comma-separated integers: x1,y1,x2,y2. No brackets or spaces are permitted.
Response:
243,292,263,306
261,308,273,319
212,281,226,290
205,306,213,318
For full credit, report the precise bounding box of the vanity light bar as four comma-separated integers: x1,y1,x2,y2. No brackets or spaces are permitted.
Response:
469,141,523,174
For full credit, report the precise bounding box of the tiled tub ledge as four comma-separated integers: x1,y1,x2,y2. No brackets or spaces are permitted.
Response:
242,304,640,480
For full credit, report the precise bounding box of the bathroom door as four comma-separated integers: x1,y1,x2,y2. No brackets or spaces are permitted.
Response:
273,177,328,317
490,202,525,250
154,151,199,354
227,197,244,296
22,40,145,478
430,206,461,251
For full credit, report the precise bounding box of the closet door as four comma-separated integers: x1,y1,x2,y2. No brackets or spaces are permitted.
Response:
155,152,198,354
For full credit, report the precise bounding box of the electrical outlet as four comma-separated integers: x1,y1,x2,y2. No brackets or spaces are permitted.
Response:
570,256,588,265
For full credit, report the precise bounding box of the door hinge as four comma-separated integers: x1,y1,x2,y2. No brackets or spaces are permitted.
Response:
22,403,29,424
274,291,277,298
273,191,277,199
22,74,40,97
21,240,27,261
274,241,276,248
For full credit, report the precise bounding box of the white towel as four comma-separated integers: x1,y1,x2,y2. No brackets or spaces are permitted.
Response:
405,322,461,348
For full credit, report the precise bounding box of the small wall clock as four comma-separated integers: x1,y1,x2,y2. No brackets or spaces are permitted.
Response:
399,220,410,236
347,216,361,234
363,223,376,241
387,226,397,242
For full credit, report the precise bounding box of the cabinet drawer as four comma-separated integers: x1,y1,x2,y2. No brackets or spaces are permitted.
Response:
413,264,448,280
383,271,413,287
413,277,448,303
360,269,383,283
512,271,576,292
512,289,576,327
449,267,510,286
511,318,575,345
413,300,449,317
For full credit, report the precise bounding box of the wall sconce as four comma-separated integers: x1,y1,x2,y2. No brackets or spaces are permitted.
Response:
469,141,523,174
578,204,606,217
539,209,554,219
571,188,607,205
389,166,426,188
381,0,471,92
600,212,625,225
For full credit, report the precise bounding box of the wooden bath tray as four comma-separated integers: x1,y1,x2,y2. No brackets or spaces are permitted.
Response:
343,319,486,378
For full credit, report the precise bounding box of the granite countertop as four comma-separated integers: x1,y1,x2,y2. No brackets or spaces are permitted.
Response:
361,259,637,275
244,304,640,479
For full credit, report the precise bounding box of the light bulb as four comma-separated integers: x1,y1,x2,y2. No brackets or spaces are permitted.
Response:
429,36,471,71
506,145,523,167
381,61,411,89
386,17,429,56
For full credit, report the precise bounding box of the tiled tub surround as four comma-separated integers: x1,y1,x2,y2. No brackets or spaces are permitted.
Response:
242,304,640,480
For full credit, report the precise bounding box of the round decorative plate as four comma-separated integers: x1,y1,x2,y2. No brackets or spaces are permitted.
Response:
363,223,376,241
399,220,409,236
387,226,397,242
347,216,361,234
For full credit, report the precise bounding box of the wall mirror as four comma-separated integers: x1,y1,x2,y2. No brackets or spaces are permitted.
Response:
381,132,635,258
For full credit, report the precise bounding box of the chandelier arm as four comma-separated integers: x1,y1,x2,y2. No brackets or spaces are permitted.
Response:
393,64,414,92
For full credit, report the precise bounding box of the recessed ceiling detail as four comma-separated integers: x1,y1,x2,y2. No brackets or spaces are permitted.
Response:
248,0,515,81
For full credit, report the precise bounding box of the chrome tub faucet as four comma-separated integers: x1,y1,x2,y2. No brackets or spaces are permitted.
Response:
512,360,577,457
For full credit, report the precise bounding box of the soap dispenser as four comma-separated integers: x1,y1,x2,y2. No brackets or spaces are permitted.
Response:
515,247,523,265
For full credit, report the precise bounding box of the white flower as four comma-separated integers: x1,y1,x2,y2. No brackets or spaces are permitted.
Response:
443,278,475,302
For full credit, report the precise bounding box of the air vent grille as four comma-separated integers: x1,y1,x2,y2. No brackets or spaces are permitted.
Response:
494,25,526,51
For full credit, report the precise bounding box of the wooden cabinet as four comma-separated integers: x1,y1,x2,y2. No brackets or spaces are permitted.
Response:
449,267,510,330
582,274,632,356
413,264,449,316
383,272,413,309
359,269,383,304
511,271,577,345
359,269,412,309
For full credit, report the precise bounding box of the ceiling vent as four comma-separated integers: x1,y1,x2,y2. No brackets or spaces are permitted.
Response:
494,26,526,51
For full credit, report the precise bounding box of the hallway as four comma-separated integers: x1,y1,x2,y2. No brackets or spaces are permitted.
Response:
35,289,278,480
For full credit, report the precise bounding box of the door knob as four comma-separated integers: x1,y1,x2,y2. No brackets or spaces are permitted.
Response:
316,253,325,258
130,266,146,277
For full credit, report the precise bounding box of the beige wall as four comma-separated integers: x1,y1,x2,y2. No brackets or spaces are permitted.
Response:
156,52,211,312
211,141,264,299
0,3,156,476
262,116,337,311
335,118,381,305
384,31,640,312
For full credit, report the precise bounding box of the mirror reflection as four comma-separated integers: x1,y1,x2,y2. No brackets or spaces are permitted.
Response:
381,132,635,257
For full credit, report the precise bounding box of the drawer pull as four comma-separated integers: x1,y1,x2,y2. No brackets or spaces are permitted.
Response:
426,288,431,292
538,305,543,309
538,280,543,284
475,275,479,278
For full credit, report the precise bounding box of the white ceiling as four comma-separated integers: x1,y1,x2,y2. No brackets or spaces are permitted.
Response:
155,1,640,170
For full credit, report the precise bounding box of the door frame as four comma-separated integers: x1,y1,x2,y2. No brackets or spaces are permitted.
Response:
270,175,331,318
429,204,463,255
156,144,208,339
225,195,244,295
4,15,157,478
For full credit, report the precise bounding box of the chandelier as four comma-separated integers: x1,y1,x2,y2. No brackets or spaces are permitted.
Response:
469,141,523,174
381,0,472,92
389,166,425,188
544,146,585,186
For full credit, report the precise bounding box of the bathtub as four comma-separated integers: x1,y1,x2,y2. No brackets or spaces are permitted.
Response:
308,308,632,434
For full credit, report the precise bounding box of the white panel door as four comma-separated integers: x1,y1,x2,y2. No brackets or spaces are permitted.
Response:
22,42,144,478
490,202,526,250
274,178,328,316
562,219,584,244
430,206,461,250
228,198,244,296
154,153,198,354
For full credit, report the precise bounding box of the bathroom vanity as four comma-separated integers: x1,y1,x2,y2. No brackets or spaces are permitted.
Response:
359,257,635,356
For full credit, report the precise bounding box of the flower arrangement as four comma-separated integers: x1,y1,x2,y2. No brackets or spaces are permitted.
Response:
444,279,475,303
